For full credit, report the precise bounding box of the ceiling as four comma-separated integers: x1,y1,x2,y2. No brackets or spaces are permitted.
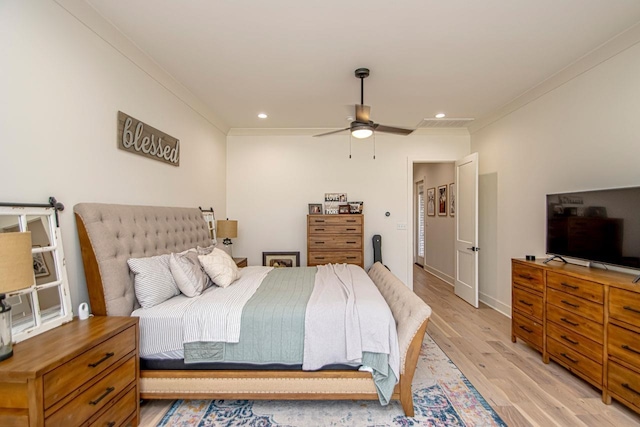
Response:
85,0,640,132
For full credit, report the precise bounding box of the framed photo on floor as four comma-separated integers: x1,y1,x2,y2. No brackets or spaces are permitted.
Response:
262,251,300,268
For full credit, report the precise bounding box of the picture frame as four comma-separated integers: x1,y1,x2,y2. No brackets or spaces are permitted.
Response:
449,183,455,217
438,185,447,216
262,251,300,268
349,201,363,214
427,187,435,216
32,247,50,278
308,203,323,215
338,204,350,214
324,193,347,215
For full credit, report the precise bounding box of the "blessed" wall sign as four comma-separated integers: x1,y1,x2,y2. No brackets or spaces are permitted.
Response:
117,111,180,166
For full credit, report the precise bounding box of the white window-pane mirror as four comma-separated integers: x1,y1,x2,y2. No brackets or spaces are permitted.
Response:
8,293,36,335
26,215,53,249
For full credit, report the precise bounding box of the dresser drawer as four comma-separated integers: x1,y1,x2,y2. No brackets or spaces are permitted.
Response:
547,337,602,385
308,235,362,249
44,325,136,409
89,385,136,427
308,224,362,234
608,361,640,410
546,305,603,344
46,356,136,426
308,251,363,266
546,272,603,304
513,286,543,320
512,262,544,292
512,311,543,349
609,288,640,326
547,288,603,323
547,321,602,363
608,323,640,368
308,215,363,226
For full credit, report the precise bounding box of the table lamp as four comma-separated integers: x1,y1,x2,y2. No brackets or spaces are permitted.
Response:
216,219,238,257
0,231,35,361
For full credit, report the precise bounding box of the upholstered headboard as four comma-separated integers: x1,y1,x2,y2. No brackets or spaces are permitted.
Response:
74,203,211,316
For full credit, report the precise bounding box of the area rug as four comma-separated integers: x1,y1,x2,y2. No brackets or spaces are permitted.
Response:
157,334,506,426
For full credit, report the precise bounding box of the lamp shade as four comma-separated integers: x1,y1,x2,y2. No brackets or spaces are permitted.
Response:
0,232,35,294
217,220,238,239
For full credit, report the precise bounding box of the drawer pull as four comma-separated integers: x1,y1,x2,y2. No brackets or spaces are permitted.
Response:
107,422,116,427
315,257,325,260
314,220,325,223
622,383,640,396
88,352,115,368
346,241,357,244
561,335,579,345
560,317,579,327
346,220,356,223
315,241,325,244
561,300,579,308
622,344,640,355
519,325,533,333
560,353,578,364
560,282,579,290
89,386,115,406
518,299,533,307
315,228,325,231
346,257,357,259
623,306,640,314
518,274,532,280
346,228,356,231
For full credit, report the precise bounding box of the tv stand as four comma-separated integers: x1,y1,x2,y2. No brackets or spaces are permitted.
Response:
543,255,567,264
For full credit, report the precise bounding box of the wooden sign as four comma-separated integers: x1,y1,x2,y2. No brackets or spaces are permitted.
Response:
117,111,180,166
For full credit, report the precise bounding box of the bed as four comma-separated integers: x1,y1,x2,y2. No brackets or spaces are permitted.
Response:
74,203,432,416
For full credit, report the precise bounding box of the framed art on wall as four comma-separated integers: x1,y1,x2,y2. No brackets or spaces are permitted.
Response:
427,187,435,216
449,183,455,217
438,185,447,216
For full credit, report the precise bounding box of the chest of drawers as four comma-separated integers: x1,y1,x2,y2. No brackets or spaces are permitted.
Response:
511,259,640,415
0,316,139,427
307,215,364,267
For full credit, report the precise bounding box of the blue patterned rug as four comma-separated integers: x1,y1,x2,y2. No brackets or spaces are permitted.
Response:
156,334,506,426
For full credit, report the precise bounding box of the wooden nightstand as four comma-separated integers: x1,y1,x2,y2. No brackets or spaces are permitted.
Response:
0,316,139,427
233,257,248,267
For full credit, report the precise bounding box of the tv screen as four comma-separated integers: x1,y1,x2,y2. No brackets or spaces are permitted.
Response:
546,186,640,270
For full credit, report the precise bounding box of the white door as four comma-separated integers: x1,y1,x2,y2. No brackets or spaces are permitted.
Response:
415,180,425,266
454,152,479,308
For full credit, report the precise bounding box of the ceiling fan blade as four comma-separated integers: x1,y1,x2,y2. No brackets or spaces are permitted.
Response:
355,104,371,122
374,124,414,136
313,127,350,137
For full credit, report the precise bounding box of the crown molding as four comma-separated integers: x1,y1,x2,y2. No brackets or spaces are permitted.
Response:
53,0,230,134
469,22,640,134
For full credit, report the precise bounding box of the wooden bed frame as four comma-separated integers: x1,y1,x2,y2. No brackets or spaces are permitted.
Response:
74,203,431,416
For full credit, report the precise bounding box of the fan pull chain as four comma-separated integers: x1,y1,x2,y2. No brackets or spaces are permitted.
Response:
349,134,352,159
373,133,376,159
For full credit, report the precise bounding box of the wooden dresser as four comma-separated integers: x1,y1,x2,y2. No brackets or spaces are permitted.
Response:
307,214,364,267
0,316,139,427
511,259,640,414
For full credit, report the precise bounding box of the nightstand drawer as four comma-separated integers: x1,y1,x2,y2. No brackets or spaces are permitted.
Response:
547,272,603,304
547,288,603,323
308,235,362,249
46,356,136,426
609,288,640,326
44,325,136,409
89,385,136,427
512,263,544,292
513,286,543,320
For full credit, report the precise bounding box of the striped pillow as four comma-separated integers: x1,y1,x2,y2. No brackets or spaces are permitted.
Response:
128,254,180,309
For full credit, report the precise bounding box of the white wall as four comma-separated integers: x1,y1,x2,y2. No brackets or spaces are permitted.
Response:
0,1,227,311
413,162,455,282
471,41,640,314
227,132,469,286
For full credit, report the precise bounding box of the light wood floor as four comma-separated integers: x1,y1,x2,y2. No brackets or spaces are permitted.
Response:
138,266,640,426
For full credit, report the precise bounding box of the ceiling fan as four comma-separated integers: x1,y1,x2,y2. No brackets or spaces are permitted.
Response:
314,68,414,139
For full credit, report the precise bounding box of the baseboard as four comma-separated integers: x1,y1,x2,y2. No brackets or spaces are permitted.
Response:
479,292,511,318
424,265,454,286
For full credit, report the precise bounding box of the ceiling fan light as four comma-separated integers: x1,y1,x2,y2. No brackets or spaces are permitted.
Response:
351,125,373,139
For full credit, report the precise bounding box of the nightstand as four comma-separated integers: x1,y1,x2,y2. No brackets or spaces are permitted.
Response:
0,316,139,427
234,257,248,267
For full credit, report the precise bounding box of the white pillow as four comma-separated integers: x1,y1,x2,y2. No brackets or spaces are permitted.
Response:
128,254,180,309
169,251,211,297
198,248,239,288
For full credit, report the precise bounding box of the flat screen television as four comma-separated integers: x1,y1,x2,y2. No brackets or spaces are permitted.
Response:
546,186,640,270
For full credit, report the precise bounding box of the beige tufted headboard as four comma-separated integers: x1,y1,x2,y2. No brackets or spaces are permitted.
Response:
74,203,211,316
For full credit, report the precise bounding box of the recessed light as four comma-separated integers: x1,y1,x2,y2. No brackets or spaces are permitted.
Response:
258,113,268,119
435,113,445,118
